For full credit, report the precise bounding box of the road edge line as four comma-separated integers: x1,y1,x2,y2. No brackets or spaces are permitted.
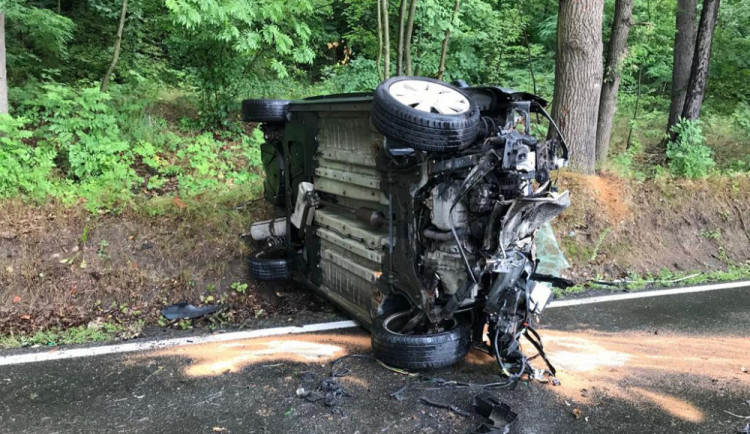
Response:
0,320,359,367
547,279,749,308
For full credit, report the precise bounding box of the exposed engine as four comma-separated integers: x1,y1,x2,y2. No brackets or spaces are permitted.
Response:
385,98,569,380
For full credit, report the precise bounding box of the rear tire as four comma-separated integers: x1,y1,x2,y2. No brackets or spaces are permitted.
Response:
248,248,290,281
241,99,290,123
371,76,480,152
371,311,472,369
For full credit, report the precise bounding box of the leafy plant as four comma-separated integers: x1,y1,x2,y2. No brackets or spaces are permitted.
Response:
231,282,248,294
0,115,56,198
665,119,716,179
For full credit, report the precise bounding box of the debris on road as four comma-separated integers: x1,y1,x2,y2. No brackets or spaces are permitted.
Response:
471,392,518,434
160,302,220,320
389,384,408,401
297,354,374,408
419,397,472,417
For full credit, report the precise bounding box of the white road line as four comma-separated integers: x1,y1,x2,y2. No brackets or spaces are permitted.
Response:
547,279,749,308
0,320,359,367
1,280,747,367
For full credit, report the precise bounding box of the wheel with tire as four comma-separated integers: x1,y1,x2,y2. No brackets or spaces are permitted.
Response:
371,311,472,369
248,247,290,281
241,99,290,123
371,76,480,152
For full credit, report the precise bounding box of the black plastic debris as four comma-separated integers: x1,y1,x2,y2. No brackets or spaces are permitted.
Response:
471,392,518,434
160,302,220,320
298,354,372,409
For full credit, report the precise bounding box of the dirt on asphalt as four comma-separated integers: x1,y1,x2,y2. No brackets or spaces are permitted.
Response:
1,286,749,434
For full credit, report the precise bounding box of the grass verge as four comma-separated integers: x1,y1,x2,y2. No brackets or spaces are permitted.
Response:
555,265,750,298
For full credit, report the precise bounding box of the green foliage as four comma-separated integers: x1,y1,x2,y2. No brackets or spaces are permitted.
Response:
165,0,317,126
322,58,380,92
666,119,716,179
731,102,750,135
231,282,248,294
0,321,130,349
557,264,750,297
2,81,264,212
0,115,56,198
1,0,747,211
3,1,75,82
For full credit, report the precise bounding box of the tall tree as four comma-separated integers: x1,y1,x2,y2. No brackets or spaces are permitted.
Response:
667,0,698,130
681,0,720,121
396,0,407,75
436,0,461,81
377,0,384,80
381,0,390,79
550,0,604,174
595,0,634,165
0,12,7,114
100,0,129,92
404,0,418,75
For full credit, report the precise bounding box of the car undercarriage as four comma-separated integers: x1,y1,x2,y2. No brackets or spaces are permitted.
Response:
243,76,569,381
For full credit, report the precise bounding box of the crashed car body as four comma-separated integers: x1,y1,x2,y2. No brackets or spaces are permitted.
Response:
243,76,569,375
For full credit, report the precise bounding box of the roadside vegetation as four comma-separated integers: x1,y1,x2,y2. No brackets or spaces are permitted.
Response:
0,0,748,345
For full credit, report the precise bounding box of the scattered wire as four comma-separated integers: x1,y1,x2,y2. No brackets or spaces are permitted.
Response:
419,397,472,417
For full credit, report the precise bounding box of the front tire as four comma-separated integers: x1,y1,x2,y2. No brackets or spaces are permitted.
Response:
371,311,472,369
371,76,480,152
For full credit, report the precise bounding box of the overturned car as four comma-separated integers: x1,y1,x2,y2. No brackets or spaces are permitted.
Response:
243,76,569,379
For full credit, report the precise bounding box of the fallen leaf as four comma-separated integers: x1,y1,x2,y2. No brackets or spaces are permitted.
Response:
173,197,186,209
572,408,582,419
12,295,21,303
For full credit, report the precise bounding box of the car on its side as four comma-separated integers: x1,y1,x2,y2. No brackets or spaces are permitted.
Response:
242,76,569,378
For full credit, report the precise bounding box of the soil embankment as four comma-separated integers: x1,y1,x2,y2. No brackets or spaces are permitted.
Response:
554,173,750,280
1,173,748,335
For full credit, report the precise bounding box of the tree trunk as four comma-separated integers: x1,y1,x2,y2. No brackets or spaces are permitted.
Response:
436,0,460,81
595,0,634,165
100,0,128,92
0,13,7,115
377,0,384,81
404,0,418,75
396,0,407,75
523,30,538,96
550,0,604,174
381,0,390,79
681,0,720,121
667,0,698,129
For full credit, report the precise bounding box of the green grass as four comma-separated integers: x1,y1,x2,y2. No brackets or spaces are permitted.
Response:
555,265,750,298
0,320,144,349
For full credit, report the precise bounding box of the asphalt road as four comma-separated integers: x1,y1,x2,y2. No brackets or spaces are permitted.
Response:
0,286,748,434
